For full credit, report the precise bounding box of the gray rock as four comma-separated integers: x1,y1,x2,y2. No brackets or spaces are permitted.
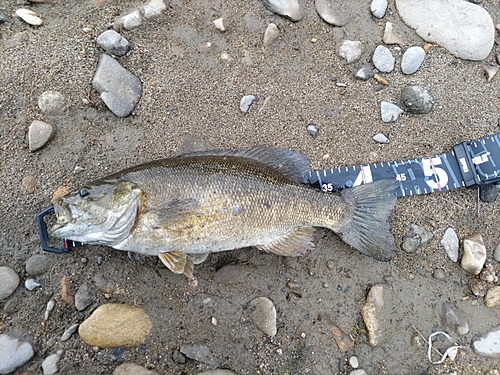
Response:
97,30,130,57
25,278,42,291
307,124,318,139
372,45,395,73
263,23,280,47
362,284,384,346
315,0,348,26
75,282,96,311
472,326,500,357
479,184,499,202
262,0,303,22
396,0,494,61
115,10,143,30
180,344,220,368
92,54,142,117
28,120,55,152
402,224,433,252
0,333,35,374
0,13,10,23
338,40,363,63
354,65,374,80
401,85,434,114
60,323,79,342
380,101,403,123
442,302,469,335
441,227,459,262
197,371,237,375
370,0,388,18
26,254,53,275
42,350,64,375
372,133,389,144
401,46,425,74
461,233,486,275
494,243,500,262
0,266,19,300
248,297,277,337
240,95,257,114
433,268,446,279
38,91,66,115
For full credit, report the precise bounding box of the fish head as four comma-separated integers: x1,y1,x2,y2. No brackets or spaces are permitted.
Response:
50,180,143,245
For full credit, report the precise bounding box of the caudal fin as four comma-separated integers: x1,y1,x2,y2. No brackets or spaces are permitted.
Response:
336,179,398,261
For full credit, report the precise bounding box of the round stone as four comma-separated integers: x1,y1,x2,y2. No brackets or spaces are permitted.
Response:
38,91,66,115
401,85,434,114
433,268,446,279
401,46,425,74
0,266,20,300
372,45,395,73
28,120,55,152
0,333,35,373
26,254,53,275
248,297,277,337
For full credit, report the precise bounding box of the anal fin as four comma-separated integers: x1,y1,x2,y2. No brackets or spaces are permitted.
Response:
158,252,188,274
256,227,315,256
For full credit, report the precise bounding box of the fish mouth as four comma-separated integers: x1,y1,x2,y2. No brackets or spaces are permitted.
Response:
49,202,74,237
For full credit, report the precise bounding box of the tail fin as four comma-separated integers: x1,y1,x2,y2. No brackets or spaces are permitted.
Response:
336,179,398,261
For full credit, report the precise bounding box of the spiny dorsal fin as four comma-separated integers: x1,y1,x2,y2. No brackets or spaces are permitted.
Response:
256,227,315,256
179,145,311,183
158,252,187,274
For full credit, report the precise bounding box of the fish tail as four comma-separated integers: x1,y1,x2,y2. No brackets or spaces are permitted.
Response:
335,179,398,261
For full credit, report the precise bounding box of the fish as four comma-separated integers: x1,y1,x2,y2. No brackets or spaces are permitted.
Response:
50,145,398,277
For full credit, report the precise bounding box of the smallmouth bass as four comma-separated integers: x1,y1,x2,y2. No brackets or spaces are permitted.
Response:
50,146,398,277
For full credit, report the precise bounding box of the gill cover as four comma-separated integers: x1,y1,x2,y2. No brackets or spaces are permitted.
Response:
50,180,142,246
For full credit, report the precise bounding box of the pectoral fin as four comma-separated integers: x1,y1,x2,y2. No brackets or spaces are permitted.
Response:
256,227,315,256
187,252,209,265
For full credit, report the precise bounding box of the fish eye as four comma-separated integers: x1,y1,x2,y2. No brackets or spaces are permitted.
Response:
79,187,91,198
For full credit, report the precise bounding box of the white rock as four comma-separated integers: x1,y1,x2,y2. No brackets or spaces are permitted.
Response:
0,333,35,374
472,326,500,357
15,9,43,26
350,370,367,375
42,350,64,375
240,95,257,113
262,0,303,21
380,101,403,123
373,133,389,144
371,0,388,18
396,0,494,61
213,18,226,31
338,40,363,63
441,227,459,262
461,233,486,275
372,45,395,73
28,120,55,152
117,9,143,30
401,46,425,74
142,0,166,19
315,0,348,26
0,266,19,300
263,23,280,47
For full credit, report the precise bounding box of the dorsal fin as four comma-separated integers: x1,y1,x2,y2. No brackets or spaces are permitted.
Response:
179,145,311,183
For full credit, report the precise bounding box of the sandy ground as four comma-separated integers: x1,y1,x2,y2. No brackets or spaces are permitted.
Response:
1,0,500,373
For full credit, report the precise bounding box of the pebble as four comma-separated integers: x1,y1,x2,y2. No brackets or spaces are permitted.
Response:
44,299,55,321
92,54,142,117
349,355,359,368
401,46,425,74
373,73,388,85
442,302,469,335
307,124,318,139
97,30,130,57
0,333,35,374
461,233,486,275
354,65,374,80
142,0,166,20
479,263,496,283
370,0,387,18
15,8,43,26
248,297,277,337
25,278,42,291
383,22,404,45
350,370,367,375
38,91,66,115
469,277,487,297
484,286,500,308
75,282,96,311
0,13,9,23
380,101,403,123
116,10,143,30
433,268,446,279
482,65,498,83
213,18,226,32
28,120,55,152
362,284,384,346
0,266,20,300
441,227,459,262
401,223,433,253
78,304,152,348
372,133,389,144
472,326,500,357
26,254,53,275
494,243,500,262
331,324,354,352
22,175,37,193
180,344,220,368
113,362,159,375
263,23,280,47
197,371,237,375
479,184,499,202
60,323,79,342
315,0,347,26
262,0,303,22
372,45,395,73
197,42,212,53
396,0,494,60
401,85,434,114
42,349,64,375
338,40,363,63
240,95,257,114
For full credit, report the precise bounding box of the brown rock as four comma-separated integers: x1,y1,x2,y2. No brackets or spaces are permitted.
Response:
51,186,70,202
485,286,500,308
78,304,152,348
362,284,385,346
113,362,159,375
22,175,37,194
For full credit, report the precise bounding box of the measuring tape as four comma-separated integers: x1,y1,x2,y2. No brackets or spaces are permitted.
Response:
37,132,500,253
303,133,500,197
